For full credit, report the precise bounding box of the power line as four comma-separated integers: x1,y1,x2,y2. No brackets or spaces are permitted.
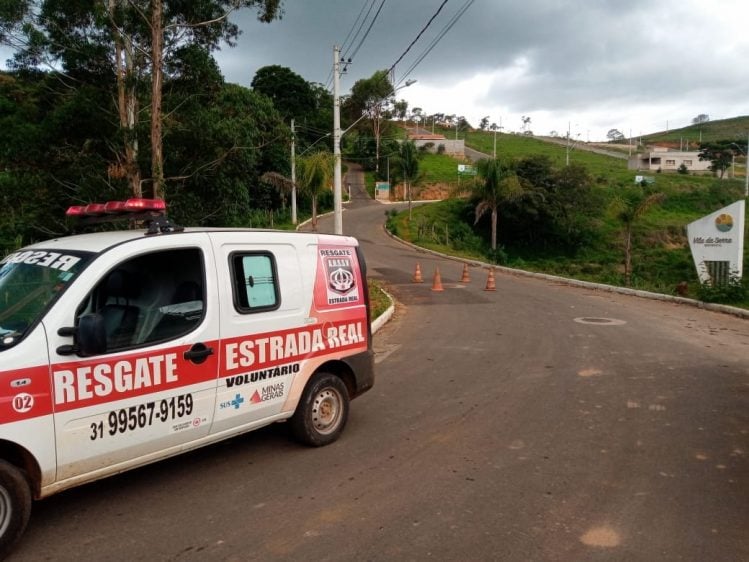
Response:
342,0,378,60
348,0,387,62
387,0,449,75
295,124,332,136
340,0,372,54
396,0,474,87
325,0,374,91
327,0,386,91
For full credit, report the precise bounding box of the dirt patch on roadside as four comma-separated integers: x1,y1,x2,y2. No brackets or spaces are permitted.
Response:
391,182,451,201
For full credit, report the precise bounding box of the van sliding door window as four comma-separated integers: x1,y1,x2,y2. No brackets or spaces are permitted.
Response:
231,253,279,313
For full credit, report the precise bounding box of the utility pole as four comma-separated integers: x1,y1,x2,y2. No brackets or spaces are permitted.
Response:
290,118,297,225
332,45,343,235
565,122,580,166
629,128,632,157
493,124,497,159
745,132,749,197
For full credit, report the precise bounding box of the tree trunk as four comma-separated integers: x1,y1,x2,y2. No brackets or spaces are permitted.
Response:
150,0,164,199
311,196,318,231
110,0,141,197
407,180,412,220
491,207,498,251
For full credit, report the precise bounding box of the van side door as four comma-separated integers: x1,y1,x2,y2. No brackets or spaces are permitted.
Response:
45,236,220,481
208,233,307,435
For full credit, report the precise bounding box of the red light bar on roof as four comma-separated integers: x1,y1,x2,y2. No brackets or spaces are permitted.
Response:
84,203,106,215
104,201,126,213
123,198,166,212
65,198,167,218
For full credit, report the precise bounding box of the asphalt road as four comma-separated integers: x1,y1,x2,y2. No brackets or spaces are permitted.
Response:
10,169,749,561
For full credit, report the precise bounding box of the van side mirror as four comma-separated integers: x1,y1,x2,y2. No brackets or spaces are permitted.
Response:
77,313,107,356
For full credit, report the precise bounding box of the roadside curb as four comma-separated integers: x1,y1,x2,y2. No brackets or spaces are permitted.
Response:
295,209,342,231
383,225,749,320
371,287,395,334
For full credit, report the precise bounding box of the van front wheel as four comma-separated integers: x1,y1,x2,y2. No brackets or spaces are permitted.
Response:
290,373,349,447
0,460,32,558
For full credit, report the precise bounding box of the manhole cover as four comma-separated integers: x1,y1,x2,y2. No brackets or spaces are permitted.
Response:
573,317,626,326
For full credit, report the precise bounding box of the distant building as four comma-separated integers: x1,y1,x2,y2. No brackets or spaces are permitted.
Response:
627,146,711,173
407,128,464,157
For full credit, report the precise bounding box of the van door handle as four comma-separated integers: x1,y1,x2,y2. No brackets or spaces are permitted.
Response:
183,342,213,365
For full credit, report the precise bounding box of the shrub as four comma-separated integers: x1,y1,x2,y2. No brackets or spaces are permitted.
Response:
696,275,747,303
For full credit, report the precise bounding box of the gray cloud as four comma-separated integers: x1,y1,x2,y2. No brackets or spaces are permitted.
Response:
2,0,746,139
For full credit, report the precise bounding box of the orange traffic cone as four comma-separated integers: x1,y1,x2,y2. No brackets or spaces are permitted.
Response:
460,263,471,283
484,268,496,291
431,267,444,292
412,262,424,283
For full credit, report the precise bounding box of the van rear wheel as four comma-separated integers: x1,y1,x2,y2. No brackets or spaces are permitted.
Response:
290,373,349,447
0,460,32,558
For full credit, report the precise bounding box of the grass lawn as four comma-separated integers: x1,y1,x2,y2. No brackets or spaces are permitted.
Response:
368,279,392,319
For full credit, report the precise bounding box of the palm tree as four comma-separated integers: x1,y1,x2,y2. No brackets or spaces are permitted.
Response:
397,140,420,219
297,151,333,231
472,158,524,252
260,171,295,214
611,190,665,286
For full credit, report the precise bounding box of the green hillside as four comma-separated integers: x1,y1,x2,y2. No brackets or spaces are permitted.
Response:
641,115,749,146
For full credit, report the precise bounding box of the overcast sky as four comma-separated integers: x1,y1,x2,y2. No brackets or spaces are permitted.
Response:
215,0,749,142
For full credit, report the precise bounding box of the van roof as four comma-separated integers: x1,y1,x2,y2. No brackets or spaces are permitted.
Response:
22,228,356,254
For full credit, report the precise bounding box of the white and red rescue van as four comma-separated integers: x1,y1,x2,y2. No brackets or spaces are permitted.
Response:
0,199,374,555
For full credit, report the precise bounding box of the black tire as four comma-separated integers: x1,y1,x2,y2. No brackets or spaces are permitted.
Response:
0,460,32,559
290,372,350,447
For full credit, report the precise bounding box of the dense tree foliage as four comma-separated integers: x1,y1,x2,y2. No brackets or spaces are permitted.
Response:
251,65,316,120
0,61,289,250
250,65,333,151
607,128,625,142
343,69,394,173
470,155,604,253
698,140,740,179
1,0,283,198
0,3,332,252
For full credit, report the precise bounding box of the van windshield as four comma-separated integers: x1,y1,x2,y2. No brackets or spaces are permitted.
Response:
0,249,92,350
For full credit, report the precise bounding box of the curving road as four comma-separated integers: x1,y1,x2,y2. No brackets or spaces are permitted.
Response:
10,166,749,561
